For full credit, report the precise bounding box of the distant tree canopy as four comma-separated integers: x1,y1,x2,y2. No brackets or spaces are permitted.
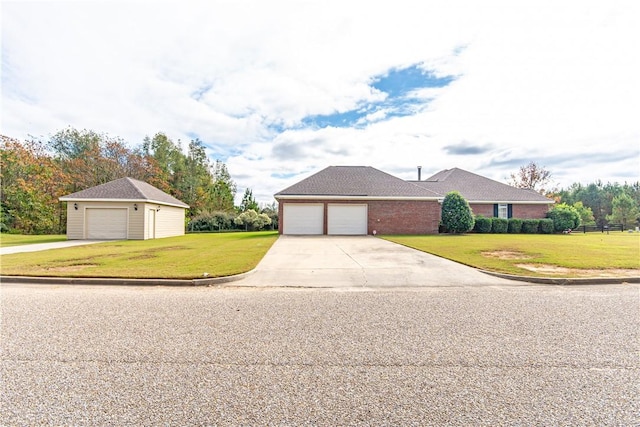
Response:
1,128,237,234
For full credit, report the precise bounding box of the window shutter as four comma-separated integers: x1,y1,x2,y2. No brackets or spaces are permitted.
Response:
493,204,498,217
508,204,513,218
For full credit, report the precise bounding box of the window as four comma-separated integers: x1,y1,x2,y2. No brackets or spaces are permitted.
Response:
497,204,508,219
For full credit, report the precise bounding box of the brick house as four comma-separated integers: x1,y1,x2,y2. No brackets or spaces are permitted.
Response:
275,166,553,235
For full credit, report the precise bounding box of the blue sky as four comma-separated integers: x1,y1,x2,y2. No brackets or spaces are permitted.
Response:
2,1,638,203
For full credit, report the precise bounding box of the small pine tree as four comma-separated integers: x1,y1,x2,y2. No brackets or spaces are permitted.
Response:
441,191,475,233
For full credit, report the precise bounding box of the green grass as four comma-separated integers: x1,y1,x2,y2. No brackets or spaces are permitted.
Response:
0,234,67,247
383,233,640,277
0,232,279,279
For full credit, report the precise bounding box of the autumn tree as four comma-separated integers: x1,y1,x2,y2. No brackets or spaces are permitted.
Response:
1,136,69,233
509,162,553,194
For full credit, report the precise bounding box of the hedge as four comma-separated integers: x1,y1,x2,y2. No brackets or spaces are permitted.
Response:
539,218,554,234
474,215,493,233
508,218,523,234
522,219,540,234
492,217,509,233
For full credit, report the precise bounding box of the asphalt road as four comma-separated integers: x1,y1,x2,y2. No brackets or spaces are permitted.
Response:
1,283,638,426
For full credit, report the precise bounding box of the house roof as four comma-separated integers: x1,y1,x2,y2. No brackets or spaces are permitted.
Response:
276,166,552,203
59,177,189,208
411,167,552,203
276,166,440,199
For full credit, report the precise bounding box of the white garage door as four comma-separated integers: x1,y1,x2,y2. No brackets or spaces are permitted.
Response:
283,204,323,235
86,208,127,239
328,204,367,235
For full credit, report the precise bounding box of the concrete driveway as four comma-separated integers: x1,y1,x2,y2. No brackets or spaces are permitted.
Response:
237,235,522,288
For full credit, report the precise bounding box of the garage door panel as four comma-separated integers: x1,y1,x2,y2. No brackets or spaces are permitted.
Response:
86,208,127,239
283,204,323,235
328,204,367,235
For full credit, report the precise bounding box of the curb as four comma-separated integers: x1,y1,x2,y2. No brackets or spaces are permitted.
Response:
0,269,255,287
481,270,640,285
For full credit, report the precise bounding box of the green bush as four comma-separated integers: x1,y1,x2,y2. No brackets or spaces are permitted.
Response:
187,211,235,232
474,215,492,233
539,218,554,234
547,203,581,232
441,191,475,233
492,217,508,233
508,218,523,234
522,219,540,234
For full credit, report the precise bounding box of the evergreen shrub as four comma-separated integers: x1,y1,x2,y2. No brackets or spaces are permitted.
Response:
492,217,508,233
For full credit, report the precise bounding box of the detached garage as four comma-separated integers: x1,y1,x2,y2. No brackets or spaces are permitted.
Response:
59,177,189,240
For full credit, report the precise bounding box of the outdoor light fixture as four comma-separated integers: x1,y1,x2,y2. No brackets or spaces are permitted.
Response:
156,206,161,212
134,203,138,211
74,203,78,210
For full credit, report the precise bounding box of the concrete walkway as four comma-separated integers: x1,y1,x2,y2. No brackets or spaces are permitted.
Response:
0,240,108,255
235,235,525,288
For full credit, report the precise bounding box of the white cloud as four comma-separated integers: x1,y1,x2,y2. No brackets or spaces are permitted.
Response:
2,1,638,204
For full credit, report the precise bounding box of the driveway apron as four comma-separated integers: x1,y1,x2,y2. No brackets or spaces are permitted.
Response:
236,235,522,288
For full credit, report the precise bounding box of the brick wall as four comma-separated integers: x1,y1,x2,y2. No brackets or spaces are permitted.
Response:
278,199,441,235
470,203,552,219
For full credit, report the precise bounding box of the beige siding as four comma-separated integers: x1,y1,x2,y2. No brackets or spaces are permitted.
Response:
154,205,185,238
128,204,145,239
66,203,85,240
65,201,184,240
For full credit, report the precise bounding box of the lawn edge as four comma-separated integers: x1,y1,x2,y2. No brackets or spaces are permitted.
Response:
0,269,256,287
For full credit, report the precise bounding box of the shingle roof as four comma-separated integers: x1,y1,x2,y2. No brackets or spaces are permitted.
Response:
59,177,189,208
411,168,552,202
276,166,440,198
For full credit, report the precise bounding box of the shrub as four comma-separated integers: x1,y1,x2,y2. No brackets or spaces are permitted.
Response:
522,219,540,234
492,217,508,233
539,218,554,234
508,218,523,234
474,215,492,233
188,211,235,232
441,191,475,233
547,203,581,232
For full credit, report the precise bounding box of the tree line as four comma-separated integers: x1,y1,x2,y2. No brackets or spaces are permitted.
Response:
1,128,275,234
1,130,638,234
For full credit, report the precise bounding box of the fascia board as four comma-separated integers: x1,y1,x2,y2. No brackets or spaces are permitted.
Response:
59,197,189,209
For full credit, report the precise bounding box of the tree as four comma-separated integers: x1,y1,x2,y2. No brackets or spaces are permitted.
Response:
1,136,69,233
210,160,236,212
441,191,475,233
234,209,272,231
547,203,581,232
607,194,640,228
509,162,553,194
240,188,259,212
572,201,595,226
260,201,279,230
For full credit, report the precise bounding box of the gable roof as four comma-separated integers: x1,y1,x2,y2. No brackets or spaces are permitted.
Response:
411,168,552,203
59,177,189,208
276,166,440,199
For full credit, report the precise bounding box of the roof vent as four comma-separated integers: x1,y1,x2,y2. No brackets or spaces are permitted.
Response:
417,166,422,181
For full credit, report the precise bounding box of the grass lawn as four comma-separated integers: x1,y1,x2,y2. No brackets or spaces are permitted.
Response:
0,234,67,247
0,232,278,279
383,232,640,278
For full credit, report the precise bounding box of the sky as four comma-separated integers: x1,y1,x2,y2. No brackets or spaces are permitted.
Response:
2,0,639,204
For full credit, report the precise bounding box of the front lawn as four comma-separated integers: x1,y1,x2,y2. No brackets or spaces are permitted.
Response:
0,234,67,247
0,232,278,279
383,233,640,278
